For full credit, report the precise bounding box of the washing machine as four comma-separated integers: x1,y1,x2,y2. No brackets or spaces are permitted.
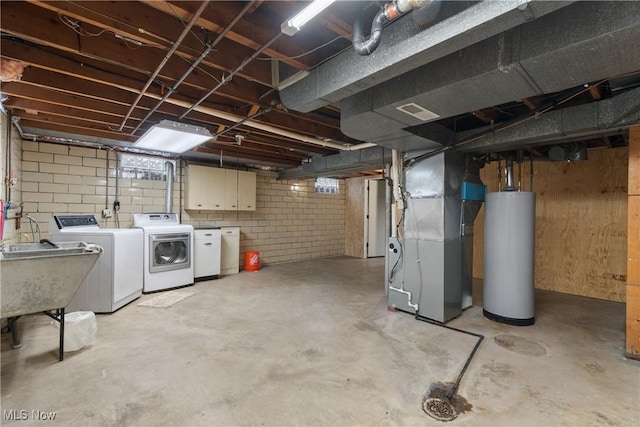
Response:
49,215,144,313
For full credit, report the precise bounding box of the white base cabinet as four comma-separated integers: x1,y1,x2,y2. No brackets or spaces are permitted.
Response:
194,229,221,281
220,227,240,275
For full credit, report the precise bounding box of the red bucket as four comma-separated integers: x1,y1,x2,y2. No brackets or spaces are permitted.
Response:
244,251,260,272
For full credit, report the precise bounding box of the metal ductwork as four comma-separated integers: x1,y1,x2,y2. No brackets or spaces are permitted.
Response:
339,1,640,152
455,86,640,153
278,146,392,180
280,0,571,113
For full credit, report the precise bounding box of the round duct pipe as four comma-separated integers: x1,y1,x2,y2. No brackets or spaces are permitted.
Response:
165,161,174,213
353,0,439,56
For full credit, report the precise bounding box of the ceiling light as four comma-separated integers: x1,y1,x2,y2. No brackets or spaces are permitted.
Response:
281,0,336,36
133,120,212,153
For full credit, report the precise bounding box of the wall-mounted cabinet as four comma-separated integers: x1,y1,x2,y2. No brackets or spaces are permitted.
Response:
185,165,256,211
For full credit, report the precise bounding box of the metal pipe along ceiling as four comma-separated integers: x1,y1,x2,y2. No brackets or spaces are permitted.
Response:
161,94,376,151
132,0,257,135
179,31,282,120
118,0,210,132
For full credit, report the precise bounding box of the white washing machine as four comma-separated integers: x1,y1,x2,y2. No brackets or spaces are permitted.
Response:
132,213,194,293
49,215,144,313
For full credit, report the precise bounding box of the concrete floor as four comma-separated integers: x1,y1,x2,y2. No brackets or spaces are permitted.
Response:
1,256,638,426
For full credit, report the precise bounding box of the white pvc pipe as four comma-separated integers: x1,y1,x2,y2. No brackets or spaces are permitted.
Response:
160,95,376,152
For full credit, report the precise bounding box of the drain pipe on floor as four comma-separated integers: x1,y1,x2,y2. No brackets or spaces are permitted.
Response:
415,315,484,399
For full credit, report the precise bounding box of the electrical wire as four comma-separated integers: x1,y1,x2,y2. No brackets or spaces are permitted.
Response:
165,0,209,49
257,34,352,61
58,13,106,37
58,12,159,49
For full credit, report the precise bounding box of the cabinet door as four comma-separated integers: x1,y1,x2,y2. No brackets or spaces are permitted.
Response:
185,165,211,210
208,168,226,210
237,171,256,211
224,169,238,210
220,228,240,275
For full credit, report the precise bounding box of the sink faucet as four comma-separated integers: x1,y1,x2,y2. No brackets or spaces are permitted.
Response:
22,215,42,243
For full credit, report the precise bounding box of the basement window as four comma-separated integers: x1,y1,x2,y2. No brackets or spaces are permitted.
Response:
120,154,175,181
315,177,339,194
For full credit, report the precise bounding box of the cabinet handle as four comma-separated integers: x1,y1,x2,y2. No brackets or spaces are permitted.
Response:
232,205,236,208
204,242,212,246
215,204,220,207
204,233,212,236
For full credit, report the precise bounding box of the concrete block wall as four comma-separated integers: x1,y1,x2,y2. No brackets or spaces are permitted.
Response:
182,168,346,267
16,140,346,267
18,141,170,238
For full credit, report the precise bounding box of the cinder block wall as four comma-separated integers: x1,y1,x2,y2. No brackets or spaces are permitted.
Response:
17,141,346,267
183,170,346,266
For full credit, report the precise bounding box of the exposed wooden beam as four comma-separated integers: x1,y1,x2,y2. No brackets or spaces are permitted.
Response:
247,104,261,117
1,2,273,104
521,97,539,110
23,0,273,86
140,0,312,71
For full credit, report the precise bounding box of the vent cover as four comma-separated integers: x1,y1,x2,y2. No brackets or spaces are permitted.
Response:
396,103,440,121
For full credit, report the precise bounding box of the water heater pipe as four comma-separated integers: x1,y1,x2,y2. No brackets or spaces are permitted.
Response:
503,159,517,191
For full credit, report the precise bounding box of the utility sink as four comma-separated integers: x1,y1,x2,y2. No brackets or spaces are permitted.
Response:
0,241,103,318
1,241,91,260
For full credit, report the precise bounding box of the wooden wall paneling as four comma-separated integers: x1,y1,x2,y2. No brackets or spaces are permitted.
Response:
345,177,366,258
627,126,640,359
474,148,628,302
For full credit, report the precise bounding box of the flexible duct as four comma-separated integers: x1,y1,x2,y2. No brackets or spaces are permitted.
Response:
165,161,174,213
354,0,438,56
353,10,386,56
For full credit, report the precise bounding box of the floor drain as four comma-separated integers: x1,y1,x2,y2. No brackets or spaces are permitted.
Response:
422,397,457,421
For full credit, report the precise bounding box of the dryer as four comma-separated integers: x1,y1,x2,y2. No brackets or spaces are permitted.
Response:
50,215,144,313
132,213,194,293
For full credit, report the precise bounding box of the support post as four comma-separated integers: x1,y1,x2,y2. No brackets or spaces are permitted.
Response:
627,126,640,360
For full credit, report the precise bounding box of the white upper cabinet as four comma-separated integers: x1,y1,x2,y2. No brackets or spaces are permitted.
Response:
185,165,256,211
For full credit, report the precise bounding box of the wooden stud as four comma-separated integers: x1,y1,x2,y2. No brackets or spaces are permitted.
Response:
627,126,640,359
629,127,640,195
628,196,640,285
626,284,640,359
588,85,602,101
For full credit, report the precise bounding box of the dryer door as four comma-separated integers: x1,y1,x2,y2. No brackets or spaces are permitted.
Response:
149,233,191,273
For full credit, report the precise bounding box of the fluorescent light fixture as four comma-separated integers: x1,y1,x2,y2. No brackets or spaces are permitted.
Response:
133,120,212,153
281,0,336,36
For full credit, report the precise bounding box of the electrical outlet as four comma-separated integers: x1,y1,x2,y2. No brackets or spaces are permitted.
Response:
102,209,113,218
